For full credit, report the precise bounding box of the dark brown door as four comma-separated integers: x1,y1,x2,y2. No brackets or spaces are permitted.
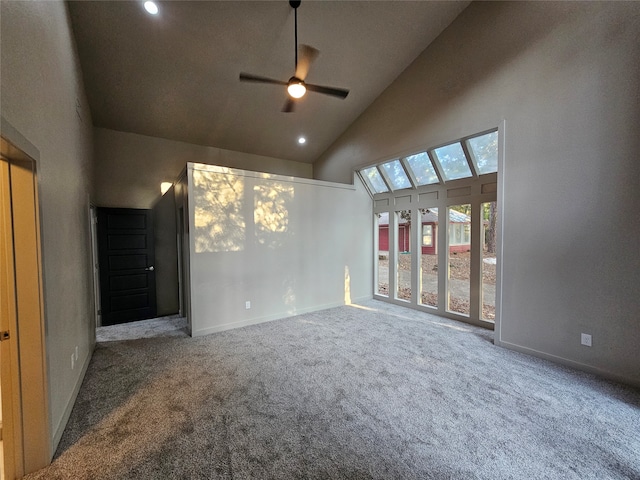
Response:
97,208,156,326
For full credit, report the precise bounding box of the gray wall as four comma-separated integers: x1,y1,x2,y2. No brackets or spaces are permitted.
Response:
186,163,373,336
152,187,180,317
93,129,314,320
315,2,640,385
94,127,313,209
1,0,95,450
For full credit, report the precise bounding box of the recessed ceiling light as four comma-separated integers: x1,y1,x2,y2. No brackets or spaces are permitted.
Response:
144,1,159,15
298,137,306,145
161,182,172,195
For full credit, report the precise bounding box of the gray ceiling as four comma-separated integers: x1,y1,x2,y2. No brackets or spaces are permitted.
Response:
68,1,469,164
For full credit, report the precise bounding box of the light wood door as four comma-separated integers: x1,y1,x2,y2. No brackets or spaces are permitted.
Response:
0,156,23,480
0,144,50,477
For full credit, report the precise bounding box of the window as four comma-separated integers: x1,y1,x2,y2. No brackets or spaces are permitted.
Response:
419,209,438,309
361,166,389,194
481,201,497,322
447,204,472,316
396,210,411,301
432,142,472,181
422,224,433,247
406,152,439,186
366,128,499,327
380,160,412,190
376,213,389,297
467,131,498,175
449,223,470,246
357,128,497,193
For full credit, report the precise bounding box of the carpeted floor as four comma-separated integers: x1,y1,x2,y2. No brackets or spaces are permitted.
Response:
27,300,640,479
96,314,188,342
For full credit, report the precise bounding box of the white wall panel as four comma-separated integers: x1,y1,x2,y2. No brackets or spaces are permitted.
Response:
187,164,372,336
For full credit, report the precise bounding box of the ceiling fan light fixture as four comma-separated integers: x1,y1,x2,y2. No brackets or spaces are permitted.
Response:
287,79,306,99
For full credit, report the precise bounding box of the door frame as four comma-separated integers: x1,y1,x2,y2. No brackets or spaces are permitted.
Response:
1,130,51,477
89,205,102,327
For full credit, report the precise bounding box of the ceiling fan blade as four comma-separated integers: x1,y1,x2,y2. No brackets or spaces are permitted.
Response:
239,73,288,86
295,44,319,81
305,83,349,99
282,98,296,113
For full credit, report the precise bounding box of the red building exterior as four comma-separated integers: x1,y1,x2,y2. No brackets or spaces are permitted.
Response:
377,209,470,255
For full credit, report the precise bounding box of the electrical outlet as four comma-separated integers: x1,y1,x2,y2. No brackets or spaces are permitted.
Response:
581,333,592,347
245,301,251,310
71,354,75,370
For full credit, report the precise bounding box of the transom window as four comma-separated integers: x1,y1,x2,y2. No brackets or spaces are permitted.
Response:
406,152,439,186
357,129,498,195
432,142,472,181
467,131,498,174
380,159,411,190
361,166,389,194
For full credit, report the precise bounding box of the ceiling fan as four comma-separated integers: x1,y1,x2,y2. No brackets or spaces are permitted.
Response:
239,0,349,112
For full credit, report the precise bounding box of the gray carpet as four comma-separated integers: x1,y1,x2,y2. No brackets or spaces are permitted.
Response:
27,301,640,479
96,314,188,342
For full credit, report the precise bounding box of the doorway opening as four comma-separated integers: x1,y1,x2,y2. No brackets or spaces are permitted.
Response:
96,208,157,326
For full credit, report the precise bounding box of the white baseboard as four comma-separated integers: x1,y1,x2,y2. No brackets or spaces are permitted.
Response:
50,343,95,457
496,339,640,389
191,296,371,337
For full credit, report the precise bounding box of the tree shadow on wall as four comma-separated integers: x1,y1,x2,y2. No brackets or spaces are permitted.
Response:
192,168,294,254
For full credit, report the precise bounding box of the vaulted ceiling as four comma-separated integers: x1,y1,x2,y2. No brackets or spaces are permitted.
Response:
68,1,469,164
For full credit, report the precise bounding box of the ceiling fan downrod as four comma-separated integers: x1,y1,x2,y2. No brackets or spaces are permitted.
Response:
291,0,301,71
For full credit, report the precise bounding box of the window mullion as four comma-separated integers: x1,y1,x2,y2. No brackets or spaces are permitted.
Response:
357,171,376,196
469,202,482,319
428,150,447,185
377,165,395,192
400,157,418,189
461,141,480,178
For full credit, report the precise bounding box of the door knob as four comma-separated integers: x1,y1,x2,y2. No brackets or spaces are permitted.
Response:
146,266,155,271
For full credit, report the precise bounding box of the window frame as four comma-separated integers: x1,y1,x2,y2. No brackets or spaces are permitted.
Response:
356,128,498,196
422,224,433,247
366,126,501,331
